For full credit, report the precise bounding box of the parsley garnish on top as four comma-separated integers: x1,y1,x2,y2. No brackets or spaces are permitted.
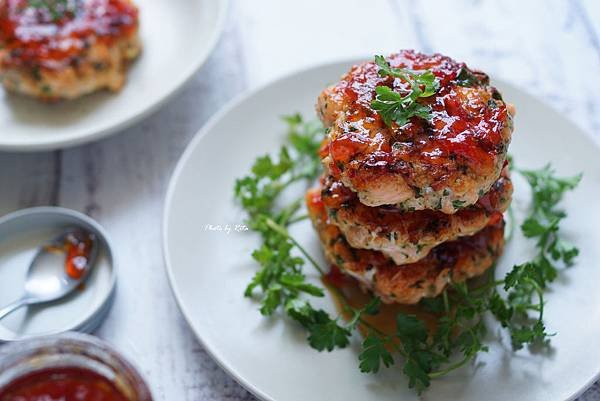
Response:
234,115,582,394
29,0,75,21
371,55,439,127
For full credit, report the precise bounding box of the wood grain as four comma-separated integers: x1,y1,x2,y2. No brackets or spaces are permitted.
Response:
0,0,598,399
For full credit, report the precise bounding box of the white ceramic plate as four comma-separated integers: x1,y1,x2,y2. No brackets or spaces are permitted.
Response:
163,60,600,401
0,0,228,151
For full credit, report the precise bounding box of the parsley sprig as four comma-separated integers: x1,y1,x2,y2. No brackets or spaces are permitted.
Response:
236,114,358,351
489,164,581,349
235,116,582,393
371,55,439,127
29,0,75,21
355,281,491,393
235,114,322,217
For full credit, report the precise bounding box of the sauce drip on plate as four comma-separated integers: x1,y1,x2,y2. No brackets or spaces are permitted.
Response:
324,266,439,337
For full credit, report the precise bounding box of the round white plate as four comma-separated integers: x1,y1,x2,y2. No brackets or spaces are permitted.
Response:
163,60,600,401
0,0,228,152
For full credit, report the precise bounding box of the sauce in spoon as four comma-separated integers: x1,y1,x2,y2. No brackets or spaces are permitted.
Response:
46,231,96,280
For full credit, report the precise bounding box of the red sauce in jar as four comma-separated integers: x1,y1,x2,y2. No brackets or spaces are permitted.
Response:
0,367,129,401
0,0,139,69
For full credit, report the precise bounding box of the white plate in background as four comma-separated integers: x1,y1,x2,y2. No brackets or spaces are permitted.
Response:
164,60,600,401
0,0,228,151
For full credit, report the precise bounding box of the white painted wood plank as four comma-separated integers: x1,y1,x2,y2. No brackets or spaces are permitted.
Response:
389,0,600,139
0,152,59,213
235,0,416,86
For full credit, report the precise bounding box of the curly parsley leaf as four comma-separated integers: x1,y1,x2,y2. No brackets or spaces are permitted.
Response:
520,165,581,217
488,291,513,327
371,55,439,127
395,314,439,392
284,298,352,352
308,319,352,352
29,0,74,21
359,333,394,373
396,313,428,342
371,86,434,126
280,273,325,297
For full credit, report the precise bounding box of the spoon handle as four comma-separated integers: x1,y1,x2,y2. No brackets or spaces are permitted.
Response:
0,298,29,321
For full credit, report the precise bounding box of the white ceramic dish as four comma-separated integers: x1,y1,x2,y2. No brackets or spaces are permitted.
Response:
163,60,600,401
0,0,228,152
0,207,116,342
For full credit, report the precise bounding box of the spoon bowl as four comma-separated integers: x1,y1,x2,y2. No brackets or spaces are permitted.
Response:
0,207,115,341
0,229,99,321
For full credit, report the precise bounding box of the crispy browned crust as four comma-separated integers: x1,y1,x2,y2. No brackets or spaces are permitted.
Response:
317,50,514,213
0,36,140,101
306,188,505,304
320,167,512,264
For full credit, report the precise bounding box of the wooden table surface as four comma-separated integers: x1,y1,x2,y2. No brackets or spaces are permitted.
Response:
0,0,599,399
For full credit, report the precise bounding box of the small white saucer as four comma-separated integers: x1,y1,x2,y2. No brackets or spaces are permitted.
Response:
0,207,116,342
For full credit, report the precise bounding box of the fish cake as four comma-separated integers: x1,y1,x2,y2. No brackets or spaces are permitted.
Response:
317,50,514,213
320,167,512,264
0,0,141,101
307,188,505,304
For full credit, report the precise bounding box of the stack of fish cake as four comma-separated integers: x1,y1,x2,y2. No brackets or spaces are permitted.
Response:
307,50,514,304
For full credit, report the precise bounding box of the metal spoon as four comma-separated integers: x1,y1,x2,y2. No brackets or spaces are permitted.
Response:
0,229,99,321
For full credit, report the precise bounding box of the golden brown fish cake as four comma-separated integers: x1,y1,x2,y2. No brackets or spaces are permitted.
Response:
320,167,512,264
306,188,505,304
0,0,141,101
317,50,514,213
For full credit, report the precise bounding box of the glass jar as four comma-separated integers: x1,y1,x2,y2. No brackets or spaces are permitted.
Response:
0,332,152,401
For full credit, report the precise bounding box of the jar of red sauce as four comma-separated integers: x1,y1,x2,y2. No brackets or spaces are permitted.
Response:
0,332,152,401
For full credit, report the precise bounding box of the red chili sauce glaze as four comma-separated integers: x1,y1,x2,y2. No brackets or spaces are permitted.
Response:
0,0,139,69
321,50,510,184
0,367,129,401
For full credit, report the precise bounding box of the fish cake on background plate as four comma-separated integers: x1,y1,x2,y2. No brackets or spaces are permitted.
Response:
0,0,141,101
